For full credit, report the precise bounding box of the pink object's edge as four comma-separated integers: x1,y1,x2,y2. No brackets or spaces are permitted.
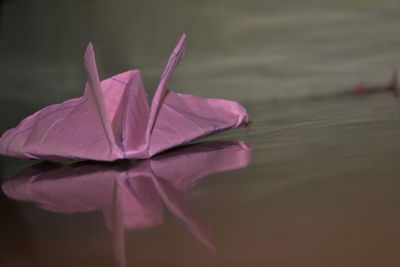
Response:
0,34,249,161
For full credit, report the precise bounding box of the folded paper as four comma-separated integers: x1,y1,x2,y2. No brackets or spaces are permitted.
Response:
0,34,249,161
2,141,252,267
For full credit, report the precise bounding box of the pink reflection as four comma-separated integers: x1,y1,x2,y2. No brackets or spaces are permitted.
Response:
2,141,251,267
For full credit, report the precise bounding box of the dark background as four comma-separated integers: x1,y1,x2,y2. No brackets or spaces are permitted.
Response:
1,0,400,134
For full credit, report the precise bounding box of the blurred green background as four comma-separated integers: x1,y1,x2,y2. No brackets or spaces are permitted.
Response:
1,0,400,132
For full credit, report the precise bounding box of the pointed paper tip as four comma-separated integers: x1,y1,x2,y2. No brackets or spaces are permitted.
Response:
177,33,187,46
86,42,94,52
84,42,94,62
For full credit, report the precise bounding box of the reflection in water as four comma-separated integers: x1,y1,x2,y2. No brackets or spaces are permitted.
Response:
2,141,251,267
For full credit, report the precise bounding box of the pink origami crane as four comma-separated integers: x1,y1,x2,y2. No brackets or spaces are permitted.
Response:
0,34,249,161
2,141,252,267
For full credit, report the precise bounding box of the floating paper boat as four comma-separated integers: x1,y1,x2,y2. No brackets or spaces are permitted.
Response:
0,34,249,161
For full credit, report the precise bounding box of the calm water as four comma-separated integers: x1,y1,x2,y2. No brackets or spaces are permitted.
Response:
1,0,400,266
1,95,400,267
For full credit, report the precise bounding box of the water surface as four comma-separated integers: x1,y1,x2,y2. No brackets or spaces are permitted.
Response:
1,0,400,266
